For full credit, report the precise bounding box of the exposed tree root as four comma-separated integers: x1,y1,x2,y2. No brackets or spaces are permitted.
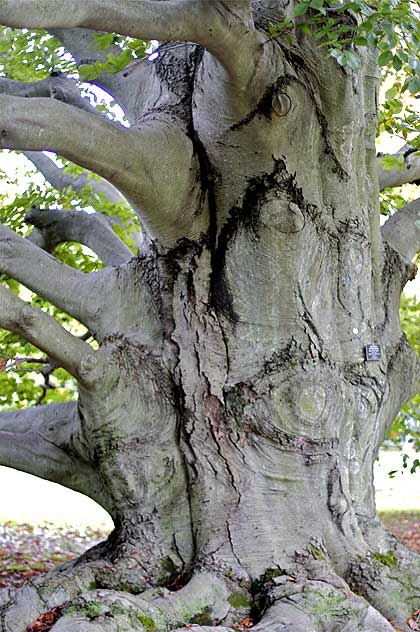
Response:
0,564,238,632
251,578,395,632
347,521,420,631
2,535,419,632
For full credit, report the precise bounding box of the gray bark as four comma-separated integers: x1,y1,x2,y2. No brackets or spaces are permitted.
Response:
25,206,133,267
0,1,419,631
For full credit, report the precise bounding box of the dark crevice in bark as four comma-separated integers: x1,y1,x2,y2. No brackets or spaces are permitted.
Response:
249,567,287,624
142,43,200,133
229,73,299,132
210,156,317,320
297,283,325,357
346,554,382,595
205,394,242,504
260,337,300,376
190,125,220,291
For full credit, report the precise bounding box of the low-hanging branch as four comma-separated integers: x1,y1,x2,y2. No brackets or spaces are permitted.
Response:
0,0,261,86
0,223,100,327
0,283,97,381
23,153,143,249
25,206,134,267
0,402,108,501
0,75,101,117
381,196,420,263
0,93,202,243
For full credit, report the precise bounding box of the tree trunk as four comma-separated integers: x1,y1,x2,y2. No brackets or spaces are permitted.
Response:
0,2,419,631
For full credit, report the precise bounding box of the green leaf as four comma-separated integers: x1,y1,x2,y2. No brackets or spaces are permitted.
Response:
354,35,368,46
78,64,98,81
385,85,399,100
392,54,403,71
378,50,393,66
407,77,420,94
293,1,310,16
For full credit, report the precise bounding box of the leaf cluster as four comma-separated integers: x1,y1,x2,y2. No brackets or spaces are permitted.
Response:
272,0,420,88
0,27,76,80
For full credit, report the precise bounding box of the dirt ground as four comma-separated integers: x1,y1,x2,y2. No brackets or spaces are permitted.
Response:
380,510,420,554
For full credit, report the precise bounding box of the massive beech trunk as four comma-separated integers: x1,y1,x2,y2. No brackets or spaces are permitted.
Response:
0,1,419,631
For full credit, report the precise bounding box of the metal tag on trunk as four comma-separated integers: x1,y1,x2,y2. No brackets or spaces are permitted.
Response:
365,344,381,361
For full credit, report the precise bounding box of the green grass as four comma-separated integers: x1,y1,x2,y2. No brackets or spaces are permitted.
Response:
379,510,420,527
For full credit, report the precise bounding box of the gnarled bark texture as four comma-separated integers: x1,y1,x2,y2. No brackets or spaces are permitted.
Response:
0,1,419,630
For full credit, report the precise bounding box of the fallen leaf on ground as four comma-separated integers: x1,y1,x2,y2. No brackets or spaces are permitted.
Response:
232,617,254,629
26,606,65,632
407,613,420,631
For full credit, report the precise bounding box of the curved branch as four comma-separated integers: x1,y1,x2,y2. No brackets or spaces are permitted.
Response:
378,145,420,190
0,94,206,244
381,197,420,262
0,402,108,502
0,223,98,326
0,93,140,198
23,151,126,205
0,283,96,380
25,206,133,266
0,75,101,117
22,152,143,248
0,0,261,85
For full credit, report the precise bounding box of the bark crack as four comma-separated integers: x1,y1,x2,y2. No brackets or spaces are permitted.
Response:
225,520,243,572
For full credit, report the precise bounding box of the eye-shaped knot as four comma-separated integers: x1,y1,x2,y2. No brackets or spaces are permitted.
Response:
272,92,292,117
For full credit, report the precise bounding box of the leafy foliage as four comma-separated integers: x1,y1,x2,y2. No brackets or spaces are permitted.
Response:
79,34,149,81
0,28,75,80
270,0,420,161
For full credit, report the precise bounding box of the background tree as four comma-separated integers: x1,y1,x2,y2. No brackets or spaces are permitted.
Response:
0,1,419,631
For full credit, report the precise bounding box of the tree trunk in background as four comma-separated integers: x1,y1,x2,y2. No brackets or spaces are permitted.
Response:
0,2,419,631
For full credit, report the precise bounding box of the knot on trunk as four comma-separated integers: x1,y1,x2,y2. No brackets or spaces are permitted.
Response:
272,92,291,117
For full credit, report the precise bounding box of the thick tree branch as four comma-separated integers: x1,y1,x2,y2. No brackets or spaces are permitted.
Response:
0,0,261,85
23,151,125,205
25,206,133,266
378,145,420,190
0,75,101,117
381,196,420,262
0,223,98,326
0,93,139,199
0,402,108,502
0,94,205,243
0,283,96,380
